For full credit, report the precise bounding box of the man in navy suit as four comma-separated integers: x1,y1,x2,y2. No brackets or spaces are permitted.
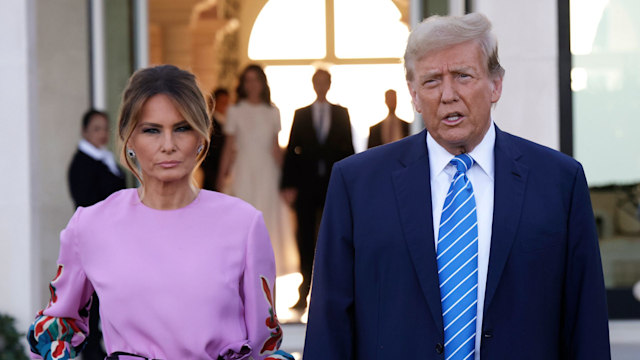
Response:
303,13,610,359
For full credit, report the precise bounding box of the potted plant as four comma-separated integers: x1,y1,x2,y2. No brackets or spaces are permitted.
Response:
0,313,28,360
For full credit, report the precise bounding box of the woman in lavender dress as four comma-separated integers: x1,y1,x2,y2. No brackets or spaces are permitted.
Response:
28,65,292,360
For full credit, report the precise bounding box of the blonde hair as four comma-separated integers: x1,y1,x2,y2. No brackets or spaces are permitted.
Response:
404,12,505,81
117,65,211,186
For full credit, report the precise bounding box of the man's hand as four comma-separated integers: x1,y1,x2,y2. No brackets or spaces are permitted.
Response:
281,188,298,206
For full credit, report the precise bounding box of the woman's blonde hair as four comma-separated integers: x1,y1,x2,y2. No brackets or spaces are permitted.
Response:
117,65,211,186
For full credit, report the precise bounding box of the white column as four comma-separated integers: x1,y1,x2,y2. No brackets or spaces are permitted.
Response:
474,0,560,149
0,0,38,333
91,0,107,110
409,0,425,134
133,0,150,70
449,0,466,16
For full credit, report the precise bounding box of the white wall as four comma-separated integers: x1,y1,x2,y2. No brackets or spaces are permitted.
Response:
474,0,560,150
0,0,91,335
35,0,91,307
0,0,38,334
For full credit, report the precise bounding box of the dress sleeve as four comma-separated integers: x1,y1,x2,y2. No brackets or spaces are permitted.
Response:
28,208,94,360
272,106,281,135
239,212,286,360
225,105,239,136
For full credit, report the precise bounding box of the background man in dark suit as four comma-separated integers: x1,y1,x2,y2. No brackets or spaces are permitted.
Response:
368,89,410,148
200,87,229,191
68,110,126,208
304,13,610,359
281,69,355,310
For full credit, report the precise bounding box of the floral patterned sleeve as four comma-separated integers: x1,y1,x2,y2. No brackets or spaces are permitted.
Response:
28,209,94,360
218,212,293,360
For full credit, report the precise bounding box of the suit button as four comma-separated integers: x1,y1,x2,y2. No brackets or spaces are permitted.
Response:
483,330,493,339
435,343,444,354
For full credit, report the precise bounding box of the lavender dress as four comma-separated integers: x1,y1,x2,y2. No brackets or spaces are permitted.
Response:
28,189,288,360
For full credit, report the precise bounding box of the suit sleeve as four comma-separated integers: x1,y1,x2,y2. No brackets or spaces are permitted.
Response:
561,164,611,359
341,108,355,156
367,125,379,149
280,111,301,190
28,209,93,359
304,162,355,358
68,156,98,207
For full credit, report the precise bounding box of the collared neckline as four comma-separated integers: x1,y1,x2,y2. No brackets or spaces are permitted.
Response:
78,138,105,161
78,138,121,176
426,121,496,180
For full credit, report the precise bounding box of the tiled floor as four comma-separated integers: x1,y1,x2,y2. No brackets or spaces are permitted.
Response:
610,320,640,359
282,321,640,359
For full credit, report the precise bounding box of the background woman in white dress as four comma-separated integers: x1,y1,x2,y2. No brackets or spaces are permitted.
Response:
218,64,298,277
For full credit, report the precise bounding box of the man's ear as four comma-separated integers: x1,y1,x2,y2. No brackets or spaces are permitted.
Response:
407,81,422,113
490,75,503,103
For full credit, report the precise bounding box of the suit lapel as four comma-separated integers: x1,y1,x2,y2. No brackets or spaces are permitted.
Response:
301,106,320,146
391,131,444,334
483,127,528,313
326,104,338,143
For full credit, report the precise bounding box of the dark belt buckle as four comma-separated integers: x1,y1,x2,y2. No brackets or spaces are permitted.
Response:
107,352,158,360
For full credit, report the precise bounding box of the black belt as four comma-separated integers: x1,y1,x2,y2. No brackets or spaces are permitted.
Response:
107,352,228,360
106,352,162,360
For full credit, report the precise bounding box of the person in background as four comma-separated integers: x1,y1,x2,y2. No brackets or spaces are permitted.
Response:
218,64,298,278
200,87,230,191
281,68,355,311
303,13,610,359
67,109,126,360
68,109,126,208
367,89,410,148
28,64,292,360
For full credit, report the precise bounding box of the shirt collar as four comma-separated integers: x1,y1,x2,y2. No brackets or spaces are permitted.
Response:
313,101,330,110
426,120,496,180
78,138,105,161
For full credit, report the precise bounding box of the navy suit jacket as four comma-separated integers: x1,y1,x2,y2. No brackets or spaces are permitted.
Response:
304,127,610,359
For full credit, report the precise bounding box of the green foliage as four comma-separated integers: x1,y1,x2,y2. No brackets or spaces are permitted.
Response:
0,313,29,360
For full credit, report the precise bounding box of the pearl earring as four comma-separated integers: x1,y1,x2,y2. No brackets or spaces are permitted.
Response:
197,144,204,154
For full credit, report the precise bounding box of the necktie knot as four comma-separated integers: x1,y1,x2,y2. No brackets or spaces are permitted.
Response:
450,153,474,174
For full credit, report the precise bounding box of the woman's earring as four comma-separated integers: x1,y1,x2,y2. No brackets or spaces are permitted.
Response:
127,149,136,158
197,144,204,154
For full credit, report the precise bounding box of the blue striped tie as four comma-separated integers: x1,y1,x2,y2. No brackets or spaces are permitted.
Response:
437,153,478,360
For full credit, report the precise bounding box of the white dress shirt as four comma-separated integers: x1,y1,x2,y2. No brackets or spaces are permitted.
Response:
427,121,495,360
78,138,121,177
312,101,331,143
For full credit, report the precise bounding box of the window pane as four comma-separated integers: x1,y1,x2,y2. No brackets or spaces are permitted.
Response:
572,0,640,185
267,64,413,152
571,0,640,317
330,64,413,151
334,0,409,59
264,65,319,146
249,0,326,60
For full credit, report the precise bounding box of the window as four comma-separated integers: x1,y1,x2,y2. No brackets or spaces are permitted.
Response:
249,0,412,152
570,0,640,318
